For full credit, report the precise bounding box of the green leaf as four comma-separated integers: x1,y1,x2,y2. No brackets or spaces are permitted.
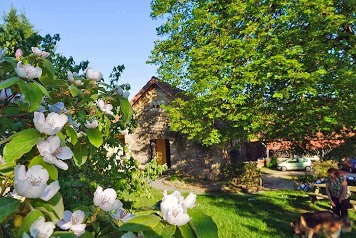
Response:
17,209,44,238
40,58,55,77
0,197,21,223
188,209,218,238
29,156,58,180
73,143,88,167
119,215,161,232
33,80,51,98
32,192,64,223
160,225,177,238
119,98,133,123
178,223,196,238
85,128,103,148
65,125,78,145
69,85,81,97
0,76,20,90
18,80,43,112
3,128,42,164
51,231,77,238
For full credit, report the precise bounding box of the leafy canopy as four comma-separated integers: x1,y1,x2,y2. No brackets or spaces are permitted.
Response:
149,0,356,147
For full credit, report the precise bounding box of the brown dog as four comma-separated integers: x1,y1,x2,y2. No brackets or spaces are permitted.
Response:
290,211,352,238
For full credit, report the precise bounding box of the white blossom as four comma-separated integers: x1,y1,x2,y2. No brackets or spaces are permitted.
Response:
160,190,196,226
85,119,98,129
93,186,122,212
111,208,134,223
34,111,68,135
25,217,55,238
0,154,4,165
14,165,60,201
57,210,86,237
96,99,114,115
37,136,73,170
15,61,42,79
31,47,50,58
67,71,83,85
86,68,103,82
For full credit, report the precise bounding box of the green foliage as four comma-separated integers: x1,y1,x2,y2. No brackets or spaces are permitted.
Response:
266,157,278,169
223,162,262,187
311,159,339,178
144,157,168,181
0,7,218,238
149,0,356,147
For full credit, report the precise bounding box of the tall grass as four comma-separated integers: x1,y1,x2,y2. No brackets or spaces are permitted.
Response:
128,189,356,238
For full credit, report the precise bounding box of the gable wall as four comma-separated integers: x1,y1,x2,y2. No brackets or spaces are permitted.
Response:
125,85,225,180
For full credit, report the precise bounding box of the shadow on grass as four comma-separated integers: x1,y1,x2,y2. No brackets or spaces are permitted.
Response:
198,191,355,238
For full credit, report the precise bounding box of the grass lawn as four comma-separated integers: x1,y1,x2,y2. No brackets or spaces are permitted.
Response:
127,188,356,238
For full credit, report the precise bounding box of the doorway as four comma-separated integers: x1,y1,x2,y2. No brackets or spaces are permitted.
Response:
150,139,171,167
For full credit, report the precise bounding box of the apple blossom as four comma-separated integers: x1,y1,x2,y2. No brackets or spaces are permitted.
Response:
67,71,83,85
111,208,135,223
115,86,130,99
37,136,73,170
34,111,68,135
86,68,103,82
15,48,23,59
14,61,42,79
96,99,114,115
160,190,196,226
57,210,86,237
85,119,98,129
31,47,50,58
14,165,60,201
93,186,122,212
0,154,3,165
23,217,55,238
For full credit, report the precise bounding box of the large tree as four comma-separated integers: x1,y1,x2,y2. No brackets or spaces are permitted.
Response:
149,0,356,148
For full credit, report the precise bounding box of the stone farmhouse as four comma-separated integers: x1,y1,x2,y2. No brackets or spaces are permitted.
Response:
123,77,355,178
124,77,225,180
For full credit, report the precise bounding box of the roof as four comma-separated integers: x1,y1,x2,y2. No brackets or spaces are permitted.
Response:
130,76,183,106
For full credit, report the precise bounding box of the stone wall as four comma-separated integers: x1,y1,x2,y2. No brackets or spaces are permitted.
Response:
126,84,225,180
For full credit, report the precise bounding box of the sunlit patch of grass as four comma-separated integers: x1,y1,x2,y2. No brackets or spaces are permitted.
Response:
125,188,356,238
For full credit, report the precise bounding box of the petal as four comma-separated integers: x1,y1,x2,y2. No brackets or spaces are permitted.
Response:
57,220,71,230
56,146,73,160
71,224,86,237
62,210,73,222
27,165,49,183
40,180,60,201
102,188,117,201
14,164,27,181
37,140,51,155
112,199,123,211
167,213,190,226
93,186,103,206
43,151,58,165
184,193,196,209
72,210,86,223
54,159,69,170
47,136,61,152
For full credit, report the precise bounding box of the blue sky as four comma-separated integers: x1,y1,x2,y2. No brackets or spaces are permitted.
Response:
1,0,162,99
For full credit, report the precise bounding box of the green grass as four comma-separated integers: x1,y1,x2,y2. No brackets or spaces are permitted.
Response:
127,189,356,238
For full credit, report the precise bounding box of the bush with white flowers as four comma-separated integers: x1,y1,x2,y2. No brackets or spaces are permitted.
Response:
0,47,218,237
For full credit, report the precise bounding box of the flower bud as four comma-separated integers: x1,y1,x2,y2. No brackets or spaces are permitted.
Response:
15,49,23,59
